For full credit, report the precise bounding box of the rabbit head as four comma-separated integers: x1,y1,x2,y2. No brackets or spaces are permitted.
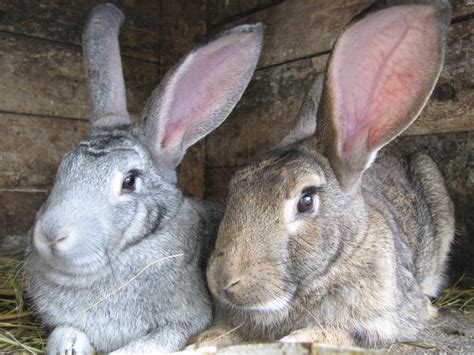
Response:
31,4,263,272
207,0,451,316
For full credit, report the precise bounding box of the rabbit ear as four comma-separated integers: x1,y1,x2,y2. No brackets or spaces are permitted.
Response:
142,24,263,172
318,0,451,190
83,4,130,128
279,73,324,147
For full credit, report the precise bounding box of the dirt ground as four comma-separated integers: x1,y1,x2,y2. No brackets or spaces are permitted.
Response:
387,308,474,353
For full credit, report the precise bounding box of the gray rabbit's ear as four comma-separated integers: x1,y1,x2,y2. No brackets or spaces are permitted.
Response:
279,73,324,147
141,24,263,172
83,4,130,128
318,0,451,190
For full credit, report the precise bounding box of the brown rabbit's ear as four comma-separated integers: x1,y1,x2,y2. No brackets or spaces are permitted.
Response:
279,73,324,147
141,24,263,174
318,0,451,190
83,4,130,128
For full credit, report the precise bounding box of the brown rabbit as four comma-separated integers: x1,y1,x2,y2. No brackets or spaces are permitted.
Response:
194,0,454,348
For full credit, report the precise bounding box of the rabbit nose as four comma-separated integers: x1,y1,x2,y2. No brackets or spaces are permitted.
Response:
221,278,241,298
43,231,68,245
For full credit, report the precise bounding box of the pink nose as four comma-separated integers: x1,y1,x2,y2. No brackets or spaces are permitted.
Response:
44,232,68,245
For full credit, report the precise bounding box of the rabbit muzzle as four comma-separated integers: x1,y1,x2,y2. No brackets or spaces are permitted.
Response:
207,233,295,314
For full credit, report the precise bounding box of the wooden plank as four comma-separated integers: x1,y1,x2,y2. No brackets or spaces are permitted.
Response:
209,0,283,25
159,0,207,75
406,19,473,136
160,1,208,198
214,0,374,68
0,113,90,190
206,18,473,168
0,190,47,237
0,0,160,62
453,0,474,20
0,32,159,120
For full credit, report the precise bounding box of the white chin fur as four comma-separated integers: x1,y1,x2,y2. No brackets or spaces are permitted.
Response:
229,295,292,314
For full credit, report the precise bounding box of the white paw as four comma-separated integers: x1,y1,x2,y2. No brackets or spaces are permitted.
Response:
47,327,94,355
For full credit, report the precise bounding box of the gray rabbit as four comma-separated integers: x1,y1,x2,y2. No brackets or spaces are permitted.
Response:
193,0,454,348
23,3,262,354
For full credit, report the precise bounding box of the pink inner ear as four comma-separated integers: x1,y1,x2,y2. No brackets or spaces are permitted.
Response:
161,33,254,149
330,5,441,156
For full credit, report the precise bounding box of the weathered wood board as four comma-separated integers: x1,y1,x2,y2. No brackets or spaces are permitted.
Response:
208,0,283,25
0,0,160,62
206,18,473,168
0,32,159,120
453,0,474,19
0,190,47,236
214,0,374,69
208,0,473,28
0,113,90,190
407,19,474,136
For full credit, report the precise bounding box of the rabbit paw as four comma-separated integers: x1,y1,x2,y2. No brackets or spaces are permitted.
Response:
47,326,94,355
280,327,353,345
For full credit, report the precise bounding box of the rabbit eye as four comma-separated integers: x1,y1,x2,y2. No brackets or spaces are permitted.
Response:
122,173,137,192
297,193,314,214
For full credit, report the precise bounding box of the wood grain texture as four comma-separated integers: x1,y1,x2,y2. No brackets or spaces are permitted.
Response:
159,0,207,74
406,19,474,136
0,0,160,62
213,0,374,68
160,0,208,198
206,18,473,168
0,113,90,190
0,190,47,236
208,0,282,25
0,32,159,120
453,0,474,19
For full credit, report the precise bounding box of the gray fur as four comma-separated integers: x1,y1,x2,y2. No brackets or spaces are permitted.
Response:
193,0,454,348
83,4,129,127
24,4,262,353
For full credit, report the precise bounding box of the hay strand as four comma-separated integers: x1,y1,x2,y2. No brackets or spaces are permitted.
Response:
0,257,46,353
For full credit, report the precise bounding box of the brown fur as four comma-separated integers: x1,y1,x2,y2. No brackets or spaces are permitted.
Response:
193,0,454,348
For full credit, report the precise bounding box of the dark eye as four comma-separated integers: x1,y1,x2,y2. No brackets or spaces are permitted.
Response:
122,174,136,192
297,193,314,214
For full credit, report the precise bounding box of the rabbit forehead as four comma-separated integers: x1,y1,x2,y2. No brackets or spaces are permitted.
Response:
53,135,148,191
230,149,326,199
